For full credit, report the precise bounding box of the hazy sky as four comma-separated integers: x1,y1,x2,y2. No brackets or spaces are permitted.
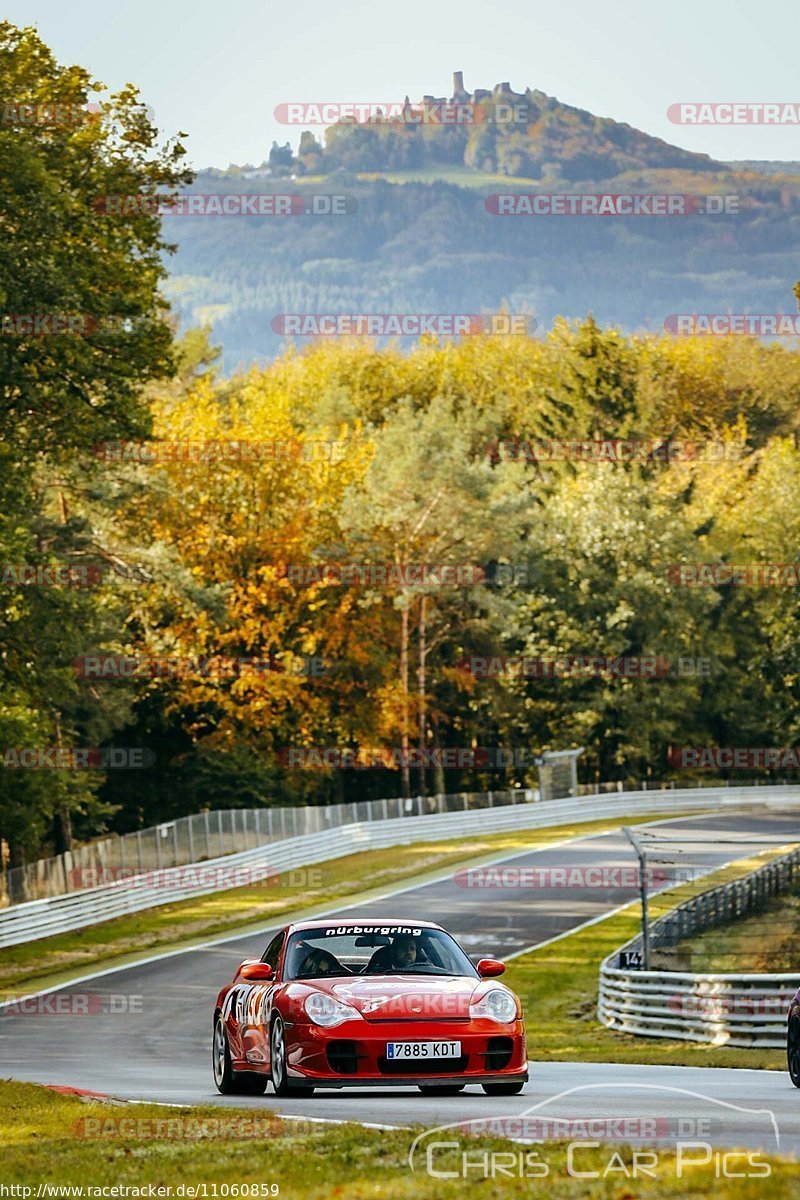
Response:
8,0,800,169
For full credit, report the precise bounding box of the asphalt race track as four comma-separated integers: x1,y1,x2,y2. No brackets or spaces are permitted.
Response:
2,808,800,1154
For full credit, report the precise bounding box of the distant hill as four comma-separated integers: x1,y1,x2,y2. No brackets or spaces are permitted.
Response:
162,76,800,370
267,74,720,182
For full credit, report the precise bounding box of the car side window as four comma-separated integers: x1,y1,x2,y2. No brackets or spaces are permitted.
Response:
261,932,285,973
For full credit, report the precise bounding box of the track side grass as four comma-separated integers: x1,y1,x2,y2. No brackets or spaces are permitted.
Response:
1,1080,797,1197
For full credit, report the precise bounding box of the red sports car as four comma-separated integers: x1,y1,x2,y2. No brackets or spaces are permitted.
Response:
212,918,528,1096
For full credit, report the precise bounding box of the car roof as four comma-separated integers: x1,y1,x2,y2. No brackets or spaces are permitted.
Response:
287,917,444,933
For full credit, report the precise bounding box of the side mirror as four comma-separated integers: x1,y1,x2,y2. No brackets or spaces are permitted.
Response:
240,961,274,981
477,958,505,978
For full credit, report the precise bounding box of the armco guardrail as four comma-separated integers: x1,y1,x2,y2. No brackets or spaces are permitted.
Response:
599,844,800,1047
3,791,537,906
2,775,781,906
598,966,800,1048
3,778,693,907
2,784,799,949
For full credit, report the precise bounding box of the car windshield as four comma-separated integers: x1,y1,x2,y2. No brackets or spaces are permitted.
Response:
283,924,479,980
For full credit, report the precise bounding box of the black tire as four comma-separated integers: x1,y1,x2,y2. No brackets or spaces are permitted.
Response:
482,1081,525,1096
270,1015,315,1096
212,1013,267,1095
418,1084,466,1095
788,1019,800,1088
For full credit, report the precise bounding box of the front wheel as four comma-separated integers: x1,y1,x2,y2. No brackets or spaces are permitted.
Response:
418,1084,465,1095
482,1081,525,1096
788,1019,800,1088
270,1016,314,1096
212,1014,267,1095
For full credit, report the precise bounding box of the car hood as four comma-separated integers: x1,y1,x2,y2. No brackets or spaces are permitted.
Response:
306,974,488,1021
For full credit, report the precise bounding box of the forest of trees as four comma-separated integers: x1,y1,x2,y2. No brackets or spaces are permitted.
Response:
4,24,800,873
166,165,800,371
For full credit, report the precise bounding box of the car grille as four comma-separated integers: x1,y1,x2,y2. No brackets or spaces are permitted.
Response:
326,1040,361,1074
484,1036,514,1071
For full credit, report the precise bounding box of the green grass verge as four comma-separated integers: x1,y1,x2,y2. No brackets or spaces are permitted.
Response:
1,1080,797,1196
505,842,799,1071
0,812,684,999
673,883,800,973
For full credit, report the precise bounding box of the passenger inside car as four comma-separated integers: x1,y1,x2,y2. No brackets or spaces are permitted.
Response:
294,945,347,977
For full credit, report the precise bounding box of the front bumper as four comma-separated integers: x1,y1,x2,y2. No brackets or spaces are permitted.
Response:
286,1017,528,1085
304,1071,529,1089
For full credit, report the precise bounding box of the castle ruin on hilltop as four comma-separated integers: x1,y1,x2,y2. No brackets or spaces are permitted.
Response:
417,72,528,109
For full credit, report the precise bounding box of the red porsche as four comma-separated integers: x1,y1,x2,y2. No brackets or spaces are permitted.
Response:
212,918,528,1096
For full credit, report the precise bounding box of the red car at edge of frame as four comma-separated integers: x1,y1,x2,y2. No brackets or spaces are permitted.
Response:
213,917,528,1096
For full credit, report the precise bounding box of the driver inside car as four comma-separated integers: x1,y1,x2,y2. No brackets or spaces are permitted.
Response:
366,934,425,973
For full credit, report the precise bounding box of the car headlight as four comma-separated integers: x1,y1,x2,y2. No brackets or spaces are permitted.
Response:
304,993,361,1028
470,988,518,1024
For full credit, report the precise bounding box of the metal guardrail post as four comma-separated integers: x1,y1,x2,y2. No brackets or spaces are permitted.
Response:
622,826,651,970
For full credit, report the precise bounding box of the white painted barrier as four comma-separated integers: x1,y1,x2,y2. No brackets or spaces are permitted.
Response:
3,785,799,949
598,964,800,1048
598,821,800,1047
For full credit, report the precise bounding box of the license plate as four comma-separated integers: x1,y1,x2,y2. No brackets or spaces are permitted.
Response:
386,1041,461,1060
